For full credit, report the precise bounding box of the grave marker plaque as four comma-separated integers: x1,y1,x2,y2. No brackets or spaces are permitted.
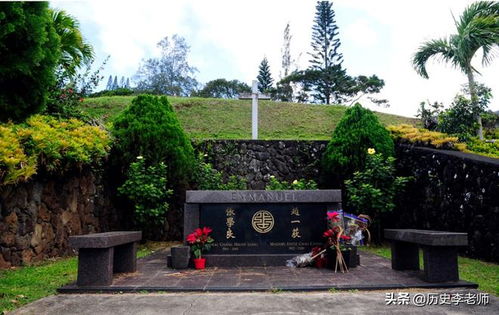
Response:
184,190,341,266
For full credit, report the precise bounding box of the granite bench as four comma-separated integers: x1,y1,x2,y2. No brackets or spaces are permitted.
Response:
384,229,468,283
69,231,142,286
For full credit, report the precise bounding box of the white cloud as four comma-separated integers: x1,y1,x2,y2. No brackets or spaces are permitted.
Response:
51,0,499,117
343,18,378,48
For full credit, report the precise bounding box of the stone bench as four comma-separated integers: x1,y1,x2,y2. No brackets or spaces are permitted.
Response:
384,229,467,283
69,231,142,286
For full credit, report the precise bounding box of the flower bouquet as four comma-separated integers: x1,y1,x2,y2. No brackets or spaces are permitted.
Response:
186,227,214,269
323,211,349,273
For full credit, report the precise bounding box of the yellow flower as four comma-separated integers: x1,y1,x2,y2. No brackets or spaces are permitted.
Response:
292,180,298,185
367,148,376,155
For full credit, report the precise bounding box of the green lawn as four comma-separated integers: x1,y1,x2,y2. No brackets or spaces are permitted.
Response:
0,242,171,314
81,96,419,140
361,245,499,296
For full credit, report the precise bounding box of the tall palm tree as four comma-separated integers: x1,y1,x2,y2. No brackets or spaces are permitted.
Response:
50,9,94,76
412,1,499,139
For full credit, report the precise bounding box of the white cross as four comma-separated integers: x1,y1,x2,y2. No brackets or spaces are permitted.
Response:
252,80,258,139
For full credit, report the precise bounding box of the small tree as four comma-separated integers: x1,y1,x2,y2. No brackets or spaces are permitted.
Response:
0,2,61,122
112,94,195,182
416,101,443,130
345,149,411,242
106,75,114,90
135,34,198,96
118,157,172,238
112,76,118,90
281,23,292,78
322,103,394,179
412,1,499,139
257,57,274,93
193,79,250,99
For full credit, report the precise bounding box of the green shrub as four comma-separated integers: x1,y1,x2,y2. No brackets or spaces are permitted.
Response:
0,115,110,185
0,2,61,122
388,124,499,158
265,177,317,190
322,103,394,178
466,138,499,158
19,115,110,171
0,124,37,184
118,157,172,236
388,124,467,151
112,95,195,181
193,155,247,190
345,149,411,241
89,88,134,98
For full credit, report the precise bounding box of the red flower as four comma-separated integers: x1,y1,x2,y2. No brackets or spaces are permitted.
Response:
323,229,335,238
186,233,197,244
340,235,351,240
202,227,212,235
327,211,340,222
195,228,203,237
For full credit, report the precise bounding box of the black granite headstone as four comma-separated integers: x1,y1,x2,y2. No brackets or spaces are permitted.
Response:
184,190,341,266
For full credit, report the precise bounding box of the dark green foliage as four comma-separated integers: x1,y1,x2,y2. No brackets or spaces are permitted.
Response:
193,79,250,99
112,94,195,182
348,75,387,106
271,81,294,102
308,1,346,104
46,58,107,120
265,177,317,190
345,152,410,241
50,9,94,78
417,101,443,130
257,57,274,93
322,103,394,178
118,157,172,236
89,88,134,98
193,156,247,190
416,84,492,141
0,2,61,122
439,84,493,140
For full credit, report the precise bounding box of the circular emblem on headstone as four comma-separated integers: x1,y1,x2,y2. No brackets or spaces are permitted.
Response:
252,210,274,233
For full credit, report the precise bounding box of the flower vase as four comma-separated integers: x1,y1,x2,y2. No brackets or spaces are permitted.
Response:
193,258,206,269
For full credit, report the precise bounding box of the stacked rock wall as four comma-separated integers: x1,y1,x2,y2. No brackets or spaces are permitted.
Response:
194,140,328,189
0,168,120,268
392,145,499,262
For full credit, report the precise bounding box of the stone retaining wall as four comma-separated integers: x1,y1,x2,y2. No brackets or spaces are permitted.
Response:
1,140,497,267
392,145,499,262
196,140,499,262
194,140,328,189
0,168,120,268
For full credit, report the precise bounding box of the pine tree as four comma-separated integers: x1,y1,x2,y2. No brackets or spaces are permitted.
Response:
281,23,292,78
106,75,113,90
112,76,118,90
120,76,126,88
257,57,273,93
309,1,346,104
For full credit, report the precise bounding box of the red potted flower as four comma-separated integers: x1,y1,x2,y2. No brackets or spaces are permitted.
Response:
186,227,214,269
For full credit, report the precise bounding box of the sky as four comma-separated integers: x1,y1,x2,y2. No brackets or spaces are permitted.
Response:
51,0,499,117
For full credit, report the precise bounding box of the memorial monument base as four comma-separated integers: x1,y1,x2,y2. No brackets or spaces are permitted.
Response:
167,253,298,267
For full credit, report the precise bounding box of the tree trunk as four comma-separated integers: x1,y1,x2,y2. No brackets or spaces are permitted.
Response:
466,70,484,140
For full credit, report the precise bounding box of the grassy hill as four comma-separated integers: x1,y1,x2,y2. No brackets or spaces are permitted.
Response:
81,96,418,140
